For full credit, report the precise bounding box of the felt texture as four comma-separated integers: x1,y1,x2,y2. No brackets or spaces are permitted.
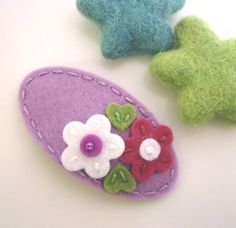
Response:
19,66,177,199
106,103,136,131
151,16,236,124
121,119,173,182
103,163,137,194
60,114,125,178
77,0,185,59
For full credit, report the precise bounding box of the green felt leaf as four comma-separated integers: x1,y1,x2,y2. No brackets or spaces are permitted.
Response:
103,163,137,194
106,103,136,131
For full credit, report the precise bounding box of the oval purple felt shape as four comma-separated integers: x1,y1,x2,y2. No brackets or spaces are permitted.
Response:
19,66,178,200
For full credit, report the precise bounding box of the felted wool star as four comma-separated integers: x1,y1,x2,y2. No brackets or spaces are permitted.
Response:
151,16,236,124
77,0,185,59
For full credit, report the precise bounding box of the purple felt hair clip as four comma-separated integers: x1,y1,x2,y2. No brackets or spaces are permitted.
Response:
19,66,178,200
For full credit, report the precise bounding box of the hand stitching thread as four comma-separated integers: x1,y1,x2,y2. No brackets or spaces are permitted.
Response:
21,68,174,195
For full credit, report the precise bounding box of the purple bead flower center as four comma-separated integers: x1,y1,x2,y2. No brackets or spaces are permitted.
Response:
80,134,103,157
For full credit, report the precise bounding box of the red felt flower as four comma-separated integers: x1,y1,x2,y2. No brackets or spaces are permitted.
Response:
121,119,174,182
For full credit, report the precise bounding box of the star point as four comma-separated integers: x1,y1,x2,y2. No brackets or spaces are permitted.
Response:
77,0,185,59
151,16,236,124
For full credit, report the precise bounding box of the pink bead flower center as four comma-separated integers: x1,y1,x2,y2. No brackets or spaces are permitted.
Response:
80,134,103,157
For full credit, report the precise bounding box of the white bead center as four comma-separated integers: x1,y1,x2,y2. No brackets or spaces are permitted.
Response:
139,138,161,161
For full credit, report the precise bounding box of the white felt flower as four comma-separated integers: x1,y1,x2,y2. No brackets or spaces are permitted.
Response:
60,114,125,179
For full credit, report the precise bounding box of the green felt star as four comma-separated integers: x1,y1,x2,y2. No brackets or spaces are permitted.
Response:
151,16,236,124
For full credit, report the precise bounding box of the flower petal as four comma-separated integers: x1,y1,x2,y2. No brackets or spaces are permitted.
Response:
131,159,155,182
63,121,85,145
60,147,84,172
103,133,125,159
153,125,174,146
120,138,140,163
84,159,111,179
130,119,153,138
125,137,140,152
154,147,173,172
86,114,111,134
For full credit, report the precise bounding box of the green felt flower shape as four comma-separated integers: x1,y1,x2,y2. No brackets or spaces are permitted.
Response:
103,163,137,194
151,16,236,124
106,103,136,131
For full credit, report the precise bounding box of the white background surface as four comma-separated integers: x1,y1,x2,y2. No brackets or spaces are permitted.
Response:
1,0,236,227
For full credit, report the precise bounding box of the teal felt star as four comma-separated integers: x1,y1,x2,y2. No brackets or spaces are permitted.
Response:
151,16,236,124
77,0,185,59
